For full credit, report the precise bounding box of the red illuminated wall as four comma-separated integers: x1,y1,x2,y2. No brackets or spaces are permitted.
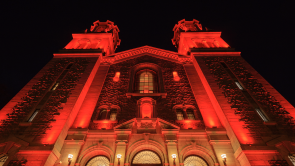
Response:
86,55,206,130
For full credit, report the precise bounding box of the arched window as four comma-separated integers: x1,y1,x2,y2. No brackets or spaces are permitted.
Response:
98,109,107,120
176,108,184,120
184,156,208,166
132,151,161,164
109,108,117,120
186,108,195,120
135,69,157,93
86,156,110,166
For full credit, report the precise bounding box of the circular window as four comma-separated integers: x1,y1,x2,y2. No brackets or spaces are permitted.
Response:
132,150,161,164
184,156,208,166
86,156,110,166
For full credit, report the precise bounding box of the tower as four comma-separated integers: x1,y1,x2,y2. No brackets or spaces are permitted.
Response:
0,19,294,166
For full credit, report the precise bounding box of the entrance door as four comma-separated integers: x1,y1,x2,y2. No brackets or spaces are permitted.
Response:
132,150,162,166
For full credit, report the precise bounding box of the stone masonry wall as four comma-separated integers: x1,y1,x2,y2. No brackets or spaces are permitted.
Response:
90,55,204,128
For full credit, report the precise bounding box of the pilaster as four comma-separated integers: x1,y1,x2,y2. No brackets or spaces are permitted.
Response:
115,142,127,166
166,141,179,166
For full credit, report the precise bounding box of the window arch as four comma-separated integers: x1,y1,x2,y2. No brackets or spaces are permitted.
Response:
132,150,161,164
176,108,184,120
135,69,157,93
184,156,208,166
129,63,165,93
186,108,195,120
173,105,199,121
95,105,120,121
98,109,108,120
109,108,117,120
86,156,110,166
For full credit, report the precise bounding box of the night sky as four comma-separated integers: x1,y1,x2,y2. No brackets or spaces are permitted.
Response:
1,1,294,109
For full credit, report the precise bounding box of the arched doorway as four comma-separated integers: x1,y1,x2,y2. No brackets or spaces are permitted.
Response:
184,156,208,166
86,156,110,166
132,150,162,166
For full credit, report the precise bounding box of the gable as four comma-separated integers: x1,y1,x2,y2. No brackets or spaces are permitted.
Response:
101,46,191,64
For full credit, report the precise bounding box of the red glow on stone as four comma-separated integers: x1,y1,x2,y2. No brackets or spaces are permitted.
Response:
113,72,120,82
173,72,180,81
141,103,152,118
230,121,255,144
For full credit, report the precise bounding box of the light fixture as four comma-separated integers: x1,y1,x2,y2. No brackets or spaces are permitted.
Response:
117,154,122,165
68,154,73,166
221,154,226,165
113,72,120,82
172,154,177,159
235,81,243,90
173,72,180,81
172,154,176,165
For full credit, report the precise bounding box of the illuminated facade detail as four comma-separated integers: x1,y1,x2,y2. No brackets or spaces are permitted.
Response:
86,156,110,166
173,71,180,81
234,81,243,90
132,151,161,164
173,105,199,121
176,108,184,120
288,155,295,165
137,97,156,119
184,156,208,166
113,72,120,82
186,108,195,120
27,109,39,122
109,108,117,120
0,154,8,166
136,70,157,93
0,19,295,166
99,109,108,120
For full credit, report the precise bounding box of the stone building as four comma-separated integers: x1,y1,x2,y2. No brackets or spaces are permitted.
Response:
0,19,295,166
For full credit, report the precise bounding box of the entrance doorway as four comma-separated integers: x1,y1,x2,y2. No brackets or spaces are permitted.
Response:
86,156,110,166
183,156,208,166
132,150,162,166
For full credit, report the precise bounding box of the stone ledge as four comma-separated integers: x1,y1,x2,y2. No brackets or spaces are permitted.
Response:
126,93,167,98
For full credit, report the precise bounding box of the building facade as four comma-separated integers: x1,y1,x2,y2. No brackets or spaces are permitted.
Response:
0,19,295,166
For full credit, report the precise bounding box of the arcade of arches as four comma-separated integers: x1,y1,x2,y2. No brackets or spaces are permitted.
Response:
85,152,208,166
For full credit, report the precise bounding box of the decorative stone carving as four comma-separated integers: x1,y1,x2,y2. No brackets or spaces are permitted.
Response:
101,46,192,64
137,119,157,129
184,156,208,166
86,156,110,166
90,20,121,50
132,151,161,164
143,133,149,142
172,19,205,48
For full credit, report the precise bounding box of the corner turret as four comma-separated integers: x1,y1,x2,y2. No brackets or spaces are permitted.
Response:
63,20,121,56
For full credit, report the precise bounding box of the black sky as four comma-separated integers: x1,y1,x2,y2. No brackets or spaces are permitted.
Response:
0,1,294,109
